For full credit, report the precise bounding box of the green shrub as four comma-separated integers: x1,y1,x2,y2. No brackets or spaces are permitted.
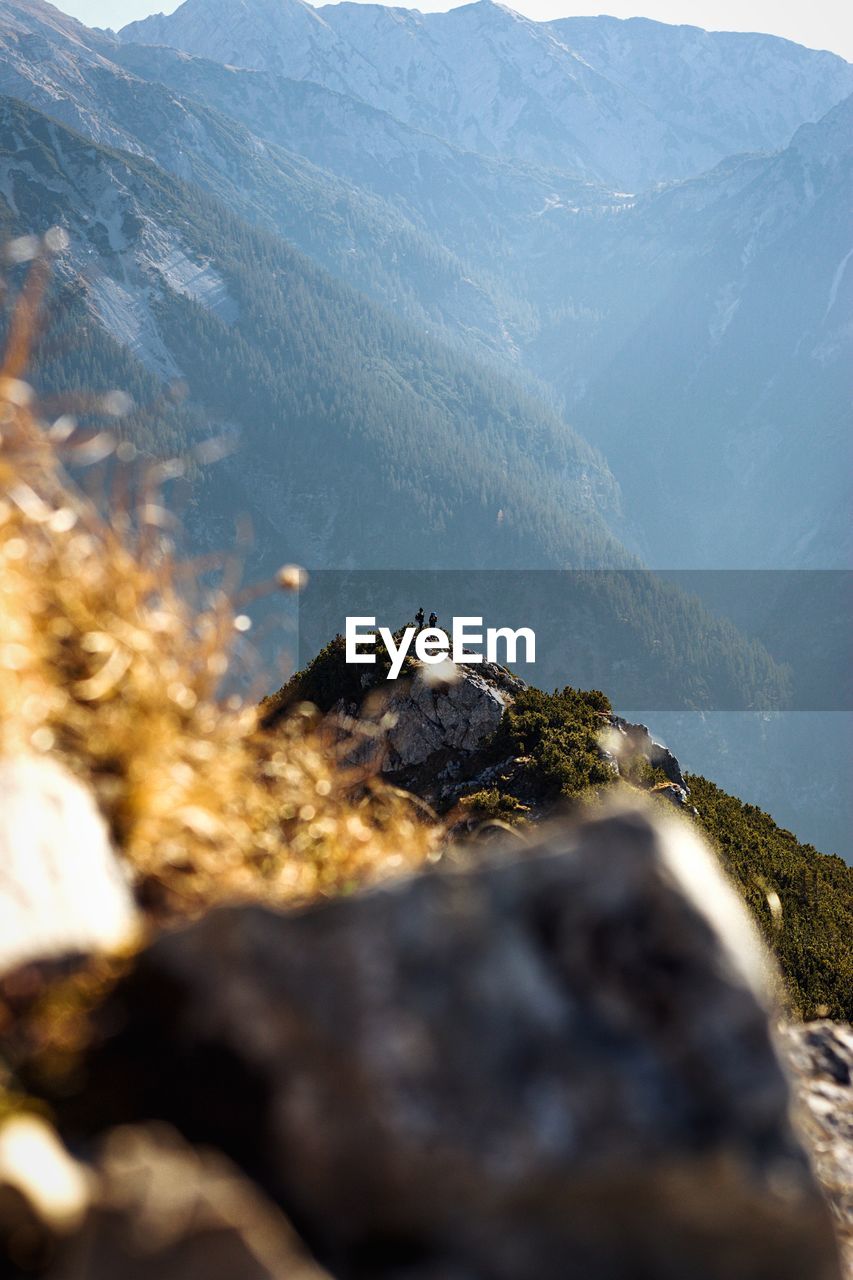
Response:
458,788,530,825
489,685,615,798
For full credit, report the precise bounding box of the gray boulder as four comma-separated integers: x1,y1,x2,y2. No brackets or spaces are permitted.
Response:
603,715,688,788
381,662,522,771
73,804,841,1279
599,716,692,808
343,660,524,776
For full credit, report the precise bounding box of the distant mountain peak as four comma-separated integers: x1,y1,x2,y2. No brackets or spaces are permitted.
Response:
118,0,853,189
0,0,103,42
791,89,853,160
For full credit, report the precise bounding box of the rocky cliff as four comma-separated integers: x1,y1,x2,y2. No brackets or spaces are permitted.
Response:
120,0,853,190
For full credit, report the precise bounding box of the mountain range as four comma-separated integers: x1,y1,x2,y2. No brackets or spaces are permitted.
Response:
4,0,850,567
122,0,853,190
0,0,850,853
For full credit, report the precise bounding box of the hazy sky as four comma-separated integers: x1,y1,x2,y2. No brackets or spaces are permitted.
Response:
57,0,853,62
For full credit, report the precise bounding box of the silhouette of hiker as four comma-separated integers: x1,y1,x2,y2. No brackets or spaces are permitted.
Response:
428,611,438,628
415,607,425,629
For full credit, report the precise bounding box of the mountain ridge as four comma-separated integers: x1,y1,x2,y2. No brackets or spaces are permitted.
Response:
120,0,853,189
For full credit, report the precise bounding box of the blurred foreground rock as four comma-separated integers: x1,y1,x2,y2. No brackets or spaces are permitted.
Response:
0,1118,330,1279
780,1022,853,1278
0,756,138,975
65,805,841,1279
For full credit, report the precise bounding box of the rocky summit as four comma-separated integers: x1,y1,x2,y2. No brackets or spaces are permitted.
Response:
286,645,692,815
334,658,526,804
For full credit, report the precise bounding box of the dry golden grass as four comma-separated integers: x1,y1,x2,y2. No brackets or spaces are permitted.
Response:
0,246,439,919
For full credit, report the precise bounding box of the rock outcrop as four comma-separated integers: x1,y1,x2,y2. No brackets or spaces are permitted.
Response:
372,661,523,773
603,715,687,788
335,660,522,778
334,658,527,808
346,658,695,815
600,714,693,808
63,805,841,1279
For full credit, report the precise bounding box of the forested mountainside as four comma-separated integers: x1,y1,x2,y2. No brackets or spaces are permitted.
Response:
535,94,853,569
121,0,853,189
112,39,624,295
3,0,851,570
2,93,799,731
0,95,626,574
6,87,806,674
0,0,536,368
115,11,852,571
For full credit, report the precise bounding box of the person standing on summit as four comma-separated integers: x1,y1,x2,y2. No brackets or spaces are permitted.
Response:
428,612,438,628
415,607,425,629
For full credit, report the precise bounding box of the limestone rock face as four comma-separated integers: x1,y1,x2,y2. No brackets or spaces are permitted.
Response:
335,658,525,806
600,715,692,808
73,806,841,1279
605,715,687,789
379,660,523,772
0,756,138,975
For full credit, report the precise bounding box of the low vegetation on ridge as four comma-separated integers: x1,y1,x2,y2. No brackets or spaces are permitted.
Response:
479,685,852,1020
687,777,851,1022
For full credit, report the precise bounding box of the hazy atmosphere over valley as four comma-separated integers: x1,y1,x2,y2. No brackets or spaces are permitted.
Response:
0,1,852,1276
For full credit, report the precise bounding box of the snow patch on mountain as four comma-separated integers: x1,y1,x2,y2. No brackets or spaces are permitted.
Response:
89,274,178,378
154,244,237,321
824,247,853,322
